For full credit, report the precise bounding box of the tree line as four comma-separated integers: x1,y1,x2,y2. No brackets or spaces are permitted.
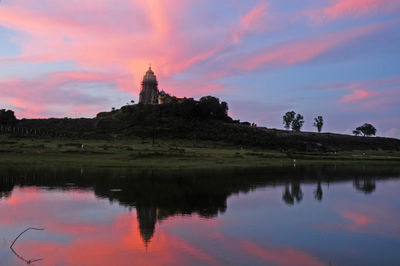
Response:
0,109,16,125
0,102,379,139
283,111,376,136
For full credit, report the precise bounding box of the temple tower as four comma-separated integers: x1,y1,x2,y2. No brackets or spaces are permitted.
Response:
139,66,159,104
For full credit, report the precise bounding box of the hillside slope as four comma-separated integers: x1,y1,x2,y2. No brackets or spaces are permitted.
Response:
14,99,400,152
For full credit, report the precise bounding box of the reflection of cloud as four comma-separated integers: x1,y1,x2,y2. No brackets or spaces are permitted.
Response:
1,187,219,265
1,186,328,265
316,203,400,240
341,210,375,228
240,240,324,266
161,219,325,266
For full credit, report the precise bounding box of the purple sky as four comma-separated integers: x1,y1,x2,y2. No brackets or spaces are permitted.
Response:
0,0,399,137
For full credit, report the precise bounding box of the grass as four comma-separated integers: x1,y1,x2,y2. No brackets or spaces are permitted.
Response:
0,135,399,168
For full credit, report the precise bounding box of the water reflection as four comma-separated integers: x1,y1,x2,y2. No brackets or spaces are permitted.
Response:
282,182,303,205
314,182,323,201
353,178,376,194
0,165,399,265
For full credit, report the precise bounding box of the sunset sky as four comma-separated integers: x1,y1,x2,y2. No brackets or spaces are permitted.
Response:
0,0,399,137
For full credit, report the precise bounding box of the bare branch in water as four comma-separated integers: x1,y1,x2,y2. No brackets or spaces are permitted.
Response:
10,227,44,265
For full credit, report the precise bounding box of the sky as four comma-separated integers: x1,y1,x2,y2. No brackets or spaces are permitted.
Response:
0,0,399,138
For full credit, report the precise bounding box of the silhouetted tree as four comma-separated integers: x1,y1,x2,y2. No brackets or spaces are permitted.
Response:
353,129,361,136
313,116,324,133
0,109,16,125
197,96,228,120
283,111,296,130
355,123,376,137
291,114,304,132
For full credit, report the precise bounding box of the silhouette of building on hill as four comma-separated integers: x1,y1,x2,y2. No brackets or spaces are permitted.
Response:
139,66,159,104
139,66,187,104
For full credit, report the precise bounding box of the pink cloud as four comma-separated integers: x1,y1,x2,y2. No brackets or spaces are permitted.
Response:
0,1,253,112
0,71,132,118
311,75,400,114
241,3,269,29
231,2,270,43
308,0,400,23
209,21,386,79
0,0,398,121
337,87,400,112
340,89,378,103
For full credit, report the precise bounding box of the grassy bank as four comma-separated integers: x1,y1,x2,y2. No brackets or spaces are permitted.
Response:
1,135,399,168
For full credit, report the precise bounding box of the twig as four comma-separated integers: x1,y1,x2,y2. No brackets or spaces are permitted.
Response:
10,227,44,249
10,227,44,265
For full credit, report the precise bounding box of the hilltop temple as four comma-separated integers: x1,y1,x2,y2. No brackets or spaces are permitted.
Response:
139,66,187,104
139,66,159,104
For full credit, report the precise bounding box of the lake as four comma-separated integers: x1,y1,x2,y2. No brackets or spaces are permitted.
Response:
0,165,399,265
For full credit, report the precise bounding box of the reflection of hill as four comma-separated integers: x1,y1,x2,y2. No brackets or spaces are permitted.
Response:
0,165,399,244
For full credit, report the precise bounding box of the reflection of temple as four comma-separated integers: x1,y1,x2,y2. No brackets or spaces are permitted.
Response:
136,207,157,245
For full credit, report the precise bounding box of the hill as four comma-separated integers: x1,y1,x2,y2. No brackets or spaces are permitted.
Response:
6,96,400,152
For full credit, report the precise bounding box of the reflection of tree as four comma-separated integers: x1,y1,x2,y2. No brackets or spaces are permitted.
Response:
353,178,376,194
0,181,14,200
283,185,294,205
314,182,323,201
282,182,303,205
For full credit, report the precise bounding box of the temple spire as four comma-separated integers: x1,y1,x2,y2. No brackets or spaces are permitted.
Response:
139,66,159,104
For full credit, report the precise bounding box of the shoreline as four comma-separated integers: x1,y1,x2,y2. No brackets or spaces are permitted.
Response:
1,137,399,169
0,151,399,169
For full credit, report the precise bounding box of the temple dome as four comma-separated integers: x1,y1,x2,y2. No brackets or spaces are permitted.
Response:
143,66,157,82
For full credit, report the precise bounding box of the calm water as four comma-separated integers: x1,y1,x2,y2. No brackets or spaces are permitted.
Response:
0,166,400,266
